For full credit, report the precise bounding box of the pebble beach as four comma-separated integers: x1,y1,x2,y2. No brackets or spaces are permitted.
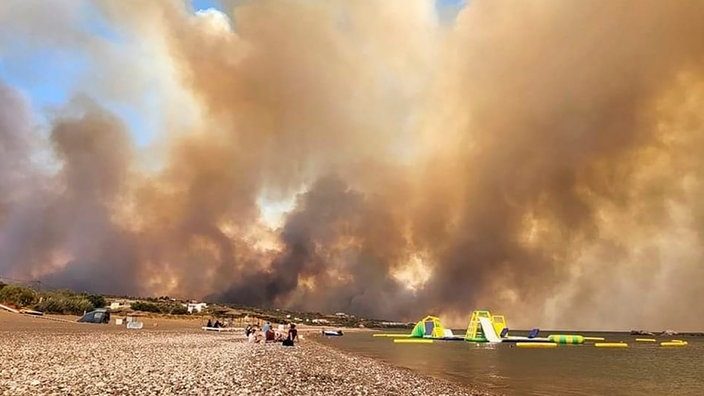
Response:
0,312,489,395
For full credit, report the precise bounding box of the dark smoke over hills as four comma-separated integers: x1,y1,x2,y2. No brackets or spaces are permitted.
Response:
1,1,704,329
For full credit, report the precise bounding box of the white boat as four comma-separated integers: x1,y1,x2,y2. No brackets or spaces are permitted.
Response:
202,326,239,332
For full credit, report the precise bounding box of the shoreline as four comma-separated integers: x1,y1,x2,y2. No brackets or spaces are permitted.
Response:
0,311,490,395
303,335,491,395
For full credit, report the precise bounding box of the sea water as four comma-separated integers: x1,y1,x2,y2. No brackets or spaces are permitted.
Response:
317,331,704,395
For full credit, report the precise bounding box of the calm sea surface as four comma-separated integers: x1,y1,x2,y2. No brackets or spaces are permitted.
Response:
316,330,704,395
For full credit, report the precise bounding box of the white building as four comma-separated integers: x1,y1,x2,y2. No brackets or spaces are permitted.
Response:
108,300,133,310
184,302,207,313
381,321,409,326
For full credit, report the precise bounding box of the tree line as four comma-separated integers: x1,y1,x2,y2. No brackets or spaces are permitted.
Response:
0,282,187,316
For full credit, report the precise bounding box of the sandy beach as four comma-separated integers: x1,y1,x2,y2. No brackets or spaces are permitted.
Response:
0,311,489,395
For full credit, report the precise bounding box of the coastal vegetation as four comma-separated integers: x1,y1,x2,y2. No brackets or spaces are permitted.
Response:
34,291,96,315
0,284,107,315
0,282,408,328
130,301,188,315
0,284,37,307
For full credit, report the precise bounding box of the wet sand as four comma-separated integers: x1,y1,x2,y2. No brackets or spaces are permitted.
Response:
0,311,489,395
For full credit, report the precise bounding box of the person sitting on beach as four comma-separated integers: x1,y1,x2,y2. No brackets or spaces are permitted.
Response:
265,327,275,342
245,324,252,336
207,319,213,328
283,323,298,346
249,326,263,343
262,321,271,337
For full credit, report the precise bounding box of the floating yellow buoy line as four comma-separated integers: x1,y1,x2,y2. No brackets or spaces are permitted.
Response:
548,335,584,344
516,342,557,348
394,338,434,344
661,340,687,347
373,333,412,338
374,312,691,353
660,342,686,347
595,342,628,348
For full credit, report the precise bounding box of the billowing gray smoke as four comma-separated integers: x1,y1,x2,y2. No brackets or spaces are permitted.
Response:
212,176,416,319
0,94,141,295
1,0,704,329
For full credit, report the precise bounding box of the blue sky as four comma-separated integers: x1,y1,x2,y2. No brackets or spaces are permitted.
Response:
192,0,221,11
1,0,466,147
191,0,468,18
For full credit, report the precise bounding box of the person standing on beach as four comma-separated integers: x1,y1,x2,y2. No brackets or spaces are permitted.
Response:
262,321,271,338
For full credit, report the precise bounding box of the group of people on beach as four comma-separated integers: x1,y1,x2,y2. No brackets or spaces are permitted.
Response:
206,319,225,328
245,321,298,346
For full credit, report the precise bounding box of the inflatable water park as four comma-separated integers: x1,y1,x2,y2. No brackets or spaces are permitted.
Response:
374,310,689,348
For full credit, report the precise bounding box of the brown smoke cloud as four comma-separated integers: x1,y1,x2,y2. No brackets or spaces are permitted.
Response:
1,0,704,329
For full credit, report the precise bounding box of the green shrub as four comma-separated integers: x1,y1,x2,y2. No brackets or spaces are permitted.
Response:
34,292,94,315
130,301,162,313
169,305,189,315
0,285,38,307
85,294,106,308
65,297,94,315
129,301,188,315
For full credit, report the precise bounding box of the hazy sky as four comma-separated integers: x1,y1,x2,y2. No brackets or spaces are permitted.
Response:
1,0,704,330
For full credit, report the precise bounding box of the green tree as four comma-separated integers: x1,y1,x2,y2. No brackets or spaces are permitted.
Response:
34,292,95,315
0,285,38,307
131,301,162,313
169,305,188,315
85,294,106,308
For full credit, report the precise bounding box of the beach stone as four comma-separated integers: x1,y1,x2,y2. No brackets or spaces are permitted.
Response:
0,317,489,396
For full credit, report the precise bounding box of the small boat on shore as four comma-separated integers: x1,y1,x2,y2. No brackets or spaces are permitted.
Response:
323,330,344,336
20,309,44,316
0,304,20,314
202,326,239,332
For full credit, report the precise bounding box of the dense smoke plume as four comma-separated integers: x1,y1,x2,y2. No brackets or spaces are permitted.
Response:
1,0,704,329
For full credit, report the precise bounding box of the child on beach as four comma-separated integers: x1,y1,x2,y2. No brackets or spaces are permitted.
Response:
248,327,261,343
